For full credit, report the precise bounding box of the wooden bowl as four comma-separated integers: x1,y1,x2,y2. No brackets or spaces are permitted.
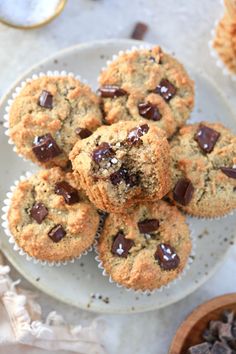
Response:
169,293,236,354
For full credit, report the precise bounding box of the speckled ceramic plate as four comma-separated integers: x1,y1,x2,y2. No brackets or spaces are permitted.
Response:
0,39,235,314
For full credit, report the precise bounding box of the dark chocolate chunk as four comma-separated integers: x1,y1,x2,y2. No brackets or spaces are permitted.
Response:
32,133,61,162
221,167,236,179
209,321,222,337
48,224,66,243
110,167,126,185
232,324,236,338
30,202,48,224
188,311,236,354
155,243,180,270
211,341,231,354
111,231,134,257
138,102,161,121
154,79,176,101
149,56,156,62
110,170,123,185
228,340,236,350
130,22,148,40
173,178,194,206
99,86,127,98
38,90,53,109
125,172,140,187
222,310,235,324
187,342,211,354
92,142,114,163
138,219,159,233
202,329,217,343
75,127,92,139
55,181,79,204
64,160,73,172
218,322,234,341
110,166,139,188
194,124,220,153
126,124,149,145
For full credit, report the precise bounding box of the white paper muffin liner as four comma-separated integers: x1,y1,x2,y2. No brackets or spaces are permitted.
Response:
98,44,153,82
208,7,236,81
3,70,88,163
178,205,236,220
1,172,98,267
94,220,196,295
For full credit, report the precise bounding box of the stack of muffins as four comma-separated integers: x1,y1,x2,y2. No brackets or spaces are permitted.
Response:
3,46,236,292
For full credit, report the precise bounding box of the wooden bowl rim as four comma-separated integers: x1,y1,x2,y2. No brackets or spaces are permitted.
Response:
169,293,236,354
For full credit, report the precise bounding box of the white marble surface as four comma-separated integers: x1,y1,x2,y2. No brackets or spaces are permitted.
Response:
0,1,236,353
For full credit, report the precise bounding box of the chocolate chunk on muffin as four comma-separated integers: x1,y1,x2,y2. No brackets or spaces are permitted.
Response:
98,46,194,137
70,121,171,213
97,200,191,291
169,122,236,218
8,75,102,168
7,167,99,262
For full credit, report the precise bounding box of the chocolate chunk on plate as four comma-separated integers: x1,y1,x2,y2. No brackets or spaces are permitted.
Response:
130,22,149,40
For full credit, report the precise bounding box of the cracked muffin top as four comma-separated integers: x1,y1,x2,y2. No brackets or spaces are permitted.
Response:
8,75,102,168
7,167,99,262
98,46,194,137
97,200,191,291
169,122,236,218
70,121,171,213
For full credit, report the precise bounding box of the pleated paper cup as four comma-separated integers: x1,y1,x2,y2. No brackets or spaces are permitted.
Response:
1,172,100,267
98,44,153,83
3,70,88,162
94,222,195,295
209,4,236,81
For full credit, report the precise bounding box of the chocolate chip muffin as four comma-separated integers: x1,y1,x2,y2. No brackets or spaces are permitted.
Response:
8,75,102,168
212,0,236,75
97,200,191,291
7,167,99,262
70,121,171,213
169,122,236,218
212,12,236,75
98,46,194,137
